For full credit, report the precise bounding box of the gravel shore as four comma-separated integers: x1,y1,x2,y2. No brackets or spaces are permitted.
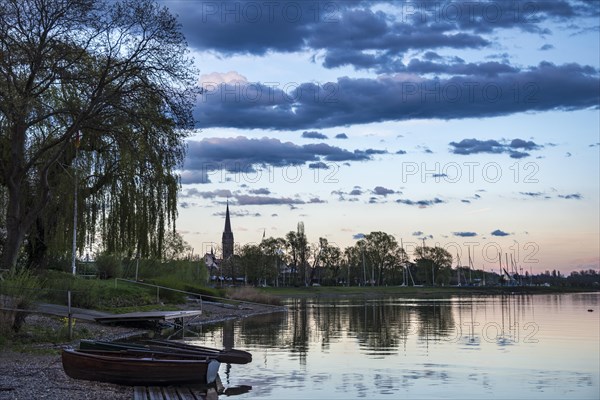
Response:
0,302,285,400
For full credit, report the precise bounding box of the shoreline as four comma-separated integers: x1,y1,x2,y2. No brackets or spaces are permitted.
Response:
0,301,285,400
263,285,599,299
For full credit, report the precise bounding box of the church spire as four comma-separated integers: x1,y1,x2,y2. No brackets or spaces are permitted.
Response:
224,200,232,233
222,200,234,260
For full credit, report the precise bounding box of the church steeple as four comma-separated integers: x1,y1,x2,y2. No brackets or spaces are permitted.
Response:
222,200,234,260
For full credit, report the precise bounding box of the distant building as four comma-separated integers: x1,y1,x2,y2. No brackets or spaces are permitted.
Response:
222,201,234,260
203,202,235,282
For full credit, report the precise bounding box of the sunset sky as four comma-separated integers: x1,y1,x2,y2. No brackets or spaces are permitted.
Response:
162,0,599,274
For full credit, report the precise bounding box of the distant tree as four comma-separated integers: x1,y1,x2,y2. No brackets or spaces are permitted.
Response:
285,223,309,286
239,244,262,285
414,246,453,285
162,231,193,261
0,0,197,268
316,238,342,285
363,231,399,286
260,237,286,286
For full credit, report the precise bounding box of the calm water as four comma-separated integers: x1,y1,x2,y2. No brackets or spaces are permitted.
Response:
188,293,599,400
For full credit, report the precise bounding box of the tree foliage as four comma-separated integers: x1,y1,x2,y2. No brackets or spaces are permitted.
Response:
0,0,197,268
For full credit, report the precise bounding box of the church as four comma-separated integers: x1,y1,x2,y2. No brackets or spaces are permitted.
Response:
203,202,234,280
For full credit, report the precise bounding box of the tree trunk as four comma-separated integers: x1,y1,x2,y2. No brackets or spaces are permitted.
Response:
2,205,25,269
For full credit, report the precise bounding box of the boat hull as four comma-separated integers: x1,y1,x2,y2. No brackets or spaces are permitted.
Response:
79,339,252,364
61,349,220,386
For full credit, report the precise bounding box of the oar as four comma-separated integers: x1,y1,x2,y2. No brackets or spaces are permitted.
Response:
146,339,252,364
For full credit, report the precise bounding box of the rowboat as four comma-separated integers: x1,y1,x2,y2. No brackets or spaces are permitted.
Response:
61,348,220,386
79,339,252,364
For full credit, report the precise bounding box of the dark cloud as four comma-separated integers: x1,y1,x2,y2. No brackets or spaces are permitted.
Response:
353,233,365,240
349,188,363,196
491,229,510,237
335,133,348,139
558,193,583,199
461,199,471,203
364,148,387,155
180,170,211,184
185,188,232,198
453,231,478,237
396,150,407,154
302,131,328,140
249,188,271,195
396,197,445,207
234,195,306,206
589,142,600,147
196,63,599,130
412,231,424,236
520,191,544,197
406,59,518,76
169,0,598,75
184,137,379,176
510,139,542,150
540,44,555,51
450,138,543,158
308,161,330,169
372,186,396,196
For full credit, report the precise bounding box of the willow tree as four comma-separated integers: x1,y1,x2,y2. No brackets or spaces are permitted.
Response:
0,0,197,268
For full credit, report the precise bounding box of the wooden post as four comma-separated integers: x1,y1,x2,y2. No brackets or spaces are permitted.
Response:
67,290,73,340
156,286,159,304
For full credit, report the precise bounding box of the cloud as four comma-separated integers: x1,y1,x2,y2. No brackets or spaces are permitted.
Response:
234,195,306,206
520,191,544,197
396,197,445,207
195,63,599,130
491,229,510,237
213,209,262,218
185,188,232,198
199,71,248,85
539,44,555,51
353,233,365,240
449,138,543,158
558,193,583,199
180,170,211,184
453,231,478,237
349,188,363,196
308,161,330,169
335,133,348,139
396,150,407,154
170,0,600,77
184,137,379,175
302,131,328,140
249,188,271,195
412,231,423,236
372,186,396,196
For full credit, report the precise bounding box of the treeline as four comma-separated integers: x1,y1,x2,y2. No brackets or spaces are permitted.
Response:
215,225,599,289
218,227,484,287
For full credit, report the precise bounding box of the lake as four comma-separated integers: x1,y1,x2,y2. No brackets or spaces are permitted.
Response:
188,292,599,399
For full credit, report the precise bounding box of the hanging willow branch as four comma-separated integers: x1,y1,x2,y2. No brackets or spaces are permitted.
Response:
0,0,197,267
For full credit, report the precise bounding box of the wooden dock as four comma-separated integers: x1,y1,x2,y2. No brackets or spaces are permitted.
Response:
133,386,219,400
95,310,203,324
133,376,223,400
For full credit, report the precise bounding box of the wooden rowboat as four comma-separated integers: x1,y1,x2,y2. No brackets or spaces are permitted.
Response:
79,339,252,365
61,348,220,386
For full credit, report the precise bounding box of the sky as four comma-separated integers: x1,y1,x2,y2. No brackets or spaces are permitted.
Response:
161,0,599,274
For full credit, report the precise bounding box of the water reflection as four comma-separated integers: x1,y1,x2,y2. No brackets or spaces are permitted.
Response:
187,293,599,399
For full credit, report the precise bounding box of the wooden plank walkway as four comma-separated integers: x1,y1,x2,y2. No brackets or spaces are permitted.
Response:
95,310,202,324
133,386,219,400
133,376,223,400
